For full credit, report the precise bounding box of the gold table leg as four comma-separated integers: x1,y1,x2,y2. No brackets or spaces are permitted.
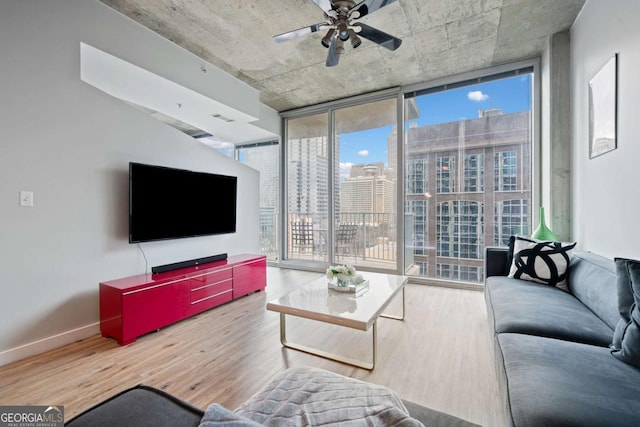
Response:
380,285,405,320
279,313,376,370
278,285,404,370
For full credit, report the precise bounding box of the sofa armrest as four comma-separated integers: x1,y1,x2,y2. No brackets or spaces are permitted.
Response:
65,384,204,427
485,246,509,278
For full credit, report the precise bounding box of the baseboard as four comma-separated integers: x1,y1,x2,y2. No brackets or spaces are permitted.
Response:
0,322,100,367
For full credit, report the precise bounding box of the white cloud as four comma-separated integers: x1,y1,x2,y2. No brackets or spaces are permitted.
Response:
197,135,233,149
468,91,489,102
210,140,235,150
340,162,353,181
357,150,369,157
197,136,235,158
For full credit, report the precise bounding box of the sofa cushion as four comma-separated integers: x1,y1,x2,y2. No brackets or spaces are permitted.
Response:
613,258,638,349
496,333,640,427
568,252,620,330
65,384,204,427
485,276,613,347
507,237,575,290
611,259,640,369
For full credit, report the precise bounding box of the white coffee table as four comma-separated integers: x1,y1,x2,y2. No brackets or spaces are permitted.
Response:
266,272,407,370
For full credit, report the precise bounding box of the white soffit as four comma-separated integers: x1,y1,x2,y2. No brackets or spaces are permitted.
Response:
80,43,276,143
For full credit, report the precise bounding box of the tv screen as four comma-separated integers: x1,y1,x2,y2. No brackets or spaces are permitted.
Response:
129,162,237,243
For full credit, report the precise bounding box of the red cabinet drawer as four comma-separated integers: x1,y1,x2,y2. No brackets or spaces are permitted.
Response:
189,287,233,314
190,279,233,303
189,268,232,289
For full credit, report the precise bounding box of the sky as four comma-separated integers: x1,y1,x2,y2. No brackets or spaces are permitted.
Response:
202,74,533,176
339,74,533,170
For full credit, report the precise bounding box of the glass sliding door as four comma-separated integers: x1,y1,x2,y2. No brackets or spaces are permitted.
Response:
236,141,279,260
333,98,398,271
286,113,329,263
404,70,533,283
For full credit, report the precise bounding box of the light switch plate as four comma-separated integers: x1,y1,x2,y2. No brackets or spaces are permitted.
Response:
20,191,34,207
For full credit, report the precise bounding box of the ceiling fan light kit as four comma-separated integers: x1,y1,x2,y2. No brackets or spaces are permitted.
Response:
321,28,336,47
273,0,402,67
348,29,362,48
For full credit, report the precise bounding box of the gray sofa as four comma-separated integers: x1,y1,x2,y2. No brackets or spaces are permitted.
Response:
485,248,640,426
66,367,478,426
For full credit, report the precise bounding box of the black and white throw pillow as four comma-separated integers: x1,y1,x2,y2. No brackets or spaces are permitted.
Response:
508,236,576,291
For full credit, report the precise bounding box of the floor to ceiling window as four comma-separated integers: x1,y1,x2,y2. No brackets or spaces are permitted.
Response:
333,98,398,271
282,64,536,282
286,113,330,263
283,92,400,271
403,68,534,283
236,141,279,260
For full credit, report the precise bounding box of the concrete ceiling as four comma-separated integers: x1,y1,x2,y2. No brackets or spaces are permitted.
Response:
99,0,585,113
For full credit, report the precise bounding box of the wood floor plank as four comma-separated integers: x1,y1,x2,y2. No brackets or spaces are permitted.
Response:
0,267,504,426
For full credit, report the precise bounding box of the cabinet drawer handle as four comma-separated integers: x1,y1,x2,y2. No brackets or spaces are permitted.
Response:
191,289,232,305
191,278,232,292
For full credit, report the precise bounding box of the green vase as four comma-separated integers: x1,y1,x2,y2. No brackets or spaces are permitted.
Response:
532,207,558,241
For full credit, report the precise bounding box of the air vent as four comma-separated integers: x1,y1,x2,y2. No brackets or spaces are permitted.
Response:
211,113,235,123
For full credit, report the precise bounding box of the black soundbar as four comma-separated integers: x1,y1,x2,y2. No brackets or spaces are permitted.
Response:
151,253,228,274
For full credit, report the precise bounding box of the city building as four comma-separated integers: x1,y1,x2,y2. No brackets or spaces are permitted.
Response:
287,136,329,218
405,110,532,282
340,163,394,216
239,143,280,257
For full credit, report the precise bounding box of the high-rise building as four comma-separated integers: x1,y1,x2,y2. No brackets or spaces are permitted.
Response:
240,143,280,258
387,126,398,174
287,136,329,216
405,110,532,283
241,143,279,209
340,164,394,216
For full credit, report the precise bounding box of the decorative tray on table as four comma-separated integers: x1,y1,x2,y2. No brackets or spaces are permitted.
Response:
328,280,370,294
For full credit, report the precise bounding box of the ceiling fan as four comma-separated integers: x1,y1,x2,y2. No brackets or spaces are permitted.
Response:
273,0,402,67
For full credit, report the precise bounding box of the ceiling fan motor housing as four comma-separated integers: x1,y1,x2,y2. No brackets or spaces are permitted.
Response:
273,0,401,67
333,0,358,11
337,22,350,40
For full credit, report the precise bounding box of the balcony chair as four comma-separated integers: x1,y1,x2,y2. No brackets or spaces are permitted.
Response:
291,221,314,254
336,223,358,261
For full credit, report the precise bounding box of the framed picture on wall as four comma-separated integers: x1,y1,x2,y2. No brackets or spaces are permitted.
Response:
589,53,618,158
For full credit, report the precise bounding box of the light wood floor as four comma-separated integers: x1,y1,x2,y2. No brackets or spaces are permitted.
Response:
0,267,504,426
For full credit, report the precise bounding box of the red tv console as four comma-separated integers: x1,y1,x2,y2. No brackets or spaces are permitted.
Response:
100,253,266,345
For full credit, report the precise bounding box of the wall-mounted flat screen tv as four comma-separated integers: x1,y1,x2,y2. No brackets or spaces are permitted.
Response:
129,162,237,243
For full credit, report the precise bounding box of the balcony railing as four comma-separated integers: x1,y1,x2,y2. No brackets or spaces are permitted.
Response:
285,212,397,269
260,210,489,282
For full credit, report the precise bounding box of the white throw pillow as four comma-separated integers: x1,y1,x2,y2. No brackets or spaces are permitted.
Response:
508,236,576,291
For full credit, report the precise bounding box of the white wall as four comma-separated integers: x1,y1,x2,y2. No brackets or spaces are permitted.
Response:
570,0,640,257
0,0,264,364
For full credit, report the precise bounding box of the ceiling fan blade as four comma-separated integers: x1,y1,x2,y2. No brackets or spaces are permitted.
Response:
273,23,328,43
349,0,397,19
326,36,340,67
311,0,333,14
355,23,402,50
